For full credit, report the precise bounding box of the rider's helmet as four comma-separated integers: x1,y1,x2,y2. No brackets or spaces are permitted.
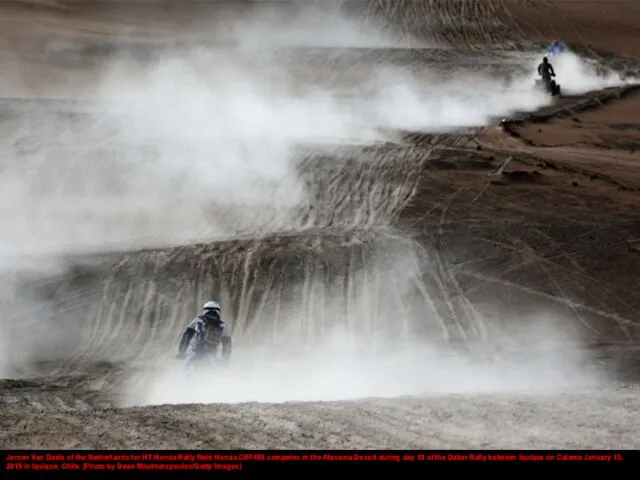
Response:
203,300,221,312
202,301,221,323
542,56,548,63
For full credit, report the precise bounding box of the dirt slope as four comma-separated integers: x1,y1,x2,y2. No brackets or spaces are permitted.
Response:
1,0,640,449
2,385,639,449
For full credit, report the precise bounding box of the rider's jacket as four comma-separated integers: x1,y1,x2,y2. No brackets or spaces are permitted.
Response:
538,62,555,78
178,313,232,359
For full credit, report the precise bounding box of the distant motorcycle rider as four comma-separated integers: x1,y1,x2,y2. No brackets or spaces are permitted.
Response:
176,301,232,367
537,56,556,81
546,40,565,56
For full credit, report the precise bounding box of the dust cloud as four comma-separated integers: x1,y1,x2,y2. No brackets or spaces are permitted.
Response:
1,28,628,260
127,240,604,407
130,308,603,406
522,49,637,94
221,2,414,49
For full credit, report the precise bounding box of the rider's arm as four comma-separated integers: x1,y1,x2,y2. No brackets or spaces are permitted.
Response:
177,329,194,356
221,323,232,361
549,64,555,75
177,318,199,355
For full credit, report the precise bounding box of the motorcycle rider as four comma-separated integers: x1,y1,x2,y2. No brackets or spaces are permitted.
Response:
537,56,556,82
176,300,232,367
546,40,564,56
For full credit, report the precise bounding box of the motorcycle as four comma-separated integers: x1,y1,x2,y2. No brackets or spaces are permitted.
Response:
178,350,227,377
533,73,561,97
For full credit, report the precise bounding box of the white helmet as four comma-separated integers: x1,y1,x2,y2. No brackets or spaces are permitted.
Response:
203,300,220,311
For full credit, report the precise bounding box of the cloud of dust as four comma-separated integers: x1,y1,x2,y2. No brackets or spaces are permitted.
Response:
224,1,415,49
126,239,604,406
129,308,604,407
0,50,548,261
523,49,636,95
4,11,617,262
0,257,89,378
